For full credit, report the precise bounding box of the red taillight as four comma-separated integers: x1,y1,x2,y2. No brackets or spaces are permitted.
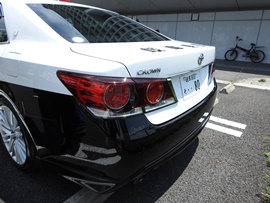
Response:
104,84,130,110
77,79,106,109
146,82,164,105
57,71,176,118
57,72,134,111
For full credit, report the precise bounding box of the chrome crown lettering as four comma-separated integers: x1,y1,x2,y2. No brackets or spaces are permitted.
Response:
137,68,161,75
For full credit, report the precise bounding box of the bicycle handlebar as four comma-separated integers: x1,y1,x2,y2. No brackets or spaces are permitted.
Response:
234,36,264,49
236,36,243,41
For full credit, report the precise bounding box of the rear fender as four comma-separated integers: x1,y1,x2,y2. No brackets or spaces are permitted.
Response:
0,83,38,151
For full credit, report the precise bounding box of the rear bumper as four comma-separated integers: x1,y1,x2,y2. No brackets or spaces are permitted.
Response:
41,80,217,193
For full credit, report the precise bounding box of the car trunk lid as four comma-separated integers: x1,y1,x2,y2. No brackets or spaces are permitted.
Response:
70,40,215,78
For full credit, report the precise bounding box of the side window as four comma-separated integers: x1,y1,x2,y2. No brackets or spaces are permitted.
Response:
0,4,8,43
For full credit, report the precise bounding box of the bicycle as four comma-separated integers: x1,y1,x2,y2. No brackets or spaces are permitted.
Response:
224,36,265,63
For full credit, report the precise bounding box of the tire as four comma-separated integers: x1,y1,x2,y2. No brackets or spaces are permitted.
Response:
224,50,238,61
0,97,37,171
250,50,265,63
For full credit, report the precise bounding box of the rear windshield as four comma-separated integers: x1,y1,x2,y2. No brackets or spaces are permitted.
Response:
28,4,168,43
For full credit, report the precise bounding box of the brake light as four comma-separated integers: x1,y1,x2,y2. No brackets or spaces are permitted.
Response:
104,84,130,110
146,82,164,105
57,71,177,118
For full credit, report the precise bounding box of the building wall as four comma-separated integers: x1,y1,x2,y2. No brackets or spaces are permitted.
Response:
135,10,270,64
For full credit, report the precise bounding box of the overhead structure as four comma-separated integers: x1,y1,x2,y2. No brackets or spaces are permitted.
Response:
73,0,270,15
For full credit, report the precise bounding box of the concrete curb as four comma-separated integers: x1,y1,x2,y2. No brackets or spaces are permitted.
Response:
219,83,235,94
216,79,270,91
234,83,270,90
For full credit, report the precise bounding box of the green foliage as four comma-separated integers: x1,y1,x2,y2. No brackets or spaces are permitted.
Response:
265,152,270,157
262,136,270,202
258,79,267,83
262,186,270,203
265,152,270,163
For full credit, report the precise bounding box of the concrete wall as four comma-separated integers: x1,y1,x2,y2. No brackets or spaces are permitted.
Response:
135,10,270,64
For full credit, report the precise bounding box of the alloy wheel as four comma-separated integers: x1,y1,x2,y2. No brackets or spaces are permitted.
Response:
0,105,27,165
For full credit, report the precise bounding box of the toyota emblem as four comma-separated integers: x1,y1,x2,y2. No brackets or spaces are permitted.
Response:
198,53,204,65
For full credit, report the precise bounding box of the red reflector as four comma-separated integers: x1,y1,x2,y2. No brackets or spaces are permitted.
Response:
60,0,70,2
104,84,130,110
146,82,164,104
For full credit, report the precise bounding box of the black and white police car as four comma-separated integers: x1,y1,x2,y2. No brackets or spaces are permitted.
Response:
0,0,217,193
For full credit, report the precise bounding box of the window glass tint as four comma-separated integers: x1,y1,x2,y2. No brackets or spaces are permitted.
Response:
28,4,88,43
28,4,168,43
0,5,8,43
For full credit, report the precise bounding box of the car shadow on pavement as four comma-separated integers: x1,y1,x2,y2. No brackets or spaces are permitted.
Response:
0,145,81,203
105,138,199,203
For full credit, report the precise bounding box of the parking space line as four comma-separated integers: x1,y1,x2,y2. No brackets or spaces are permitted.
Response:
204,116,246,137
209,116,246,129
206,122,243,137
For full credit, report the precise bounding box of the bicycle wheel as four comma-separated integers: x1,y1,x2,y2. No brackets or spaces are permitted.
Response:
250,50,265,63
225,50,238,61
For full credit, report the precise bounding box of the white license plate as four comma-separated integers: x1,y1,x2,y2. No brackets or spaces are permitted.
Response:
180,70,201,99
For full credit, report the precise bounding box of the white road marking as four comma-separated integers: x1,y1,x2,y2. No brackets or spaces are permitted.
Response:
206,122,243,137
216,79,230,85
204,116,246,137
214,98,219,106
209,116,246,129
